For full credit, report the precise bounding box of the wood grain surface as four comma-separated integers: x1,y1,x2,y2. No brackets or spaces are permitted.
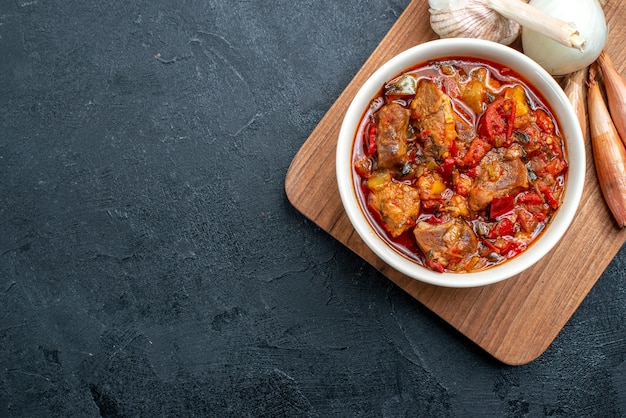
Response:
285,0,626,365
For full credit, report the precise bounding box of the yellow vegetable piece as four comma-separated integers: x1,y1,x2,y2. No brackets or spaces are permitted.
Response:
366,170,392,191
430,180,447,198
504,85,529,117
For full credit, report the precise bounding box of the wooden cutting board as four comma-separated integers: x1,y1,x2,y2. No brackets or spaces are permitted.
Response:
285,0,626,365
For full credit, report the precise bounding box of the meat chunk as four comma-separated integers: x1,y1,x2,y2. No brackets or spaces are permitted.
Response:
468,149,529,212
374,102,410,169
411,79,457,159
413,218,478,269
368,180,420,238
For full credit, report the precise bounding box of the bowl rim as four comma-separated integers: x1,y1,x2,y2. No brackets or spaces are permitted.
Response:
336,38,585,288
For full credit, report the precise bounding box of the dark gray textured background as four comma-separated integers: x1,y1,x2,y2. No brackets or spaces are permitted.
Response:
0,1,624,416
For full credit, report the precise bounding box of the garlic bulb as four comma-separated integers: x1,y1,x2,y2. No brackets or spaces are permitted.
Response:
429,0,523,45
522,0,608,76
428,0,585,49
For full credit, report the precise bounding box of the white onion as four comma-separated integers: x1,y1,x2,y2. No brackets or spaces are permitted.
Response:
522,0,608,76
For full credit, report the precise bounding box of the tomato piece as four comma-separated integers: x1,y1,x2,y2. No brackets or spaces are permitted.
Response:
479,98,516,147
516,208,538,233
544,158,567,176
460,137,491,167
480,101,505,139
453,170,472,197
490,195,514,219
535,109,554,133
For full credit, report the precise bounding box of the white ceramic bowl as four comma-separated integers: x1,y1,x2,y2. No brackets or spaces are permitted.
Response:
336,38,585,288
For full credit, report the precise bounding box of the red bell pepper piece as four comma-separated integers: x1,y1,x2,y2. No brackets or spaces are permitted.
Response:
540,185,559,209
425,258,445,273
367,124,377,155
498,240,525,258
449,139,458,158
517,192,543,205
502,240,526,258
490,195,514,219
483,239,500,254
487,218,515,239
437,157,455,180
484,237,524,257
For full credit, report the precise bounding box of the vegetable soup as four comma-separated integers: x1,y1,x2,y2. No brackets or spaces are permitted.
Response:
352,58,568,273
